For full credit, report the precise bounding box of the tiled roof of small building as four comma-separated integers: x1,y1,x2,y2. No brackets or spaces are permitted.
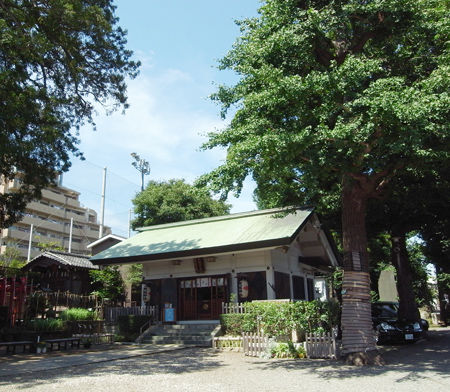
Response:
24,251,99,270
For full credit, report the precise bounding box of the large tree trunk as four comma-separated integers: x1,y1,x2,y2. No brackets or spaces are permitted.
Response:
391,233,420,322
436,264,450,326
341,179,381,365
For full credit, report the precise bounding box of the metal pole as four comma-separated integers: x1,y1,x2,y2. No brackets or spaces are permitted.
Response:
128,209,132,238
141,162,145,191
68,217,73,253
27,224,34,262
99,167,107,238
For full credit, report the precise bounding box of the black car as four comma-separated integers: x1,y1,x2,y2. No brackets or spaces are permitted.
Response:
372,302,429,344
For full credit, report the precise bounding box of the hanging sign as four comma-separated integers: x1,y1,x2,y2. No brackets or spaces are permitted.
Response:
239,279,249,299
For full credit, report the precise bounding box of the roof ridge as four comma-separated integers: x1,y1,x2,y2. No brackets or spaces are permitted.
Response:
136,206,307,232
44,250,90,259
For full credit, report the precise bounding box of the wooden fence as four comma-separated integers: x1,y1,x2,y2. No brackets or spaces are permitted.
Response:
221,302,246,314
104,305,159,324
243,332,269,357
305,332,337,359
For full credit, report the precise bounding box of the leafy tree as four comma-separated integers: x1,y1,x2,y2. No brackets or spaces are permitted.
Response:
125,263,143,286
36,237,65,252
0,0,140,228
406,241,433,308
131,180,230,303
89,265,124,304
362,167,442,321
132,179,231,229
199,0,448,362
0,245,24,269
421,196,450,324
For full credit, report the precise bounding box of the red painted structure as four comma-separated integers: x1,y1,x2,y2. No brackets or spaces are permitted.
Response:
0,276,30,326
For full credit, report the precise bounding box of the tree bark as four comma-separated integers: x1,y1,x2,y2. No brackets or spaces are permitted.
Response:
391,233,420,322
340,178,381,365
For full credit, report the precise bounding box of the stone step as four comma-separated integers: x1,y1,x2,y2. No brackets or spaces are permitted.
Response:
140,323,218,346
143,335,212,345
148,331,213,337
156,324,217,330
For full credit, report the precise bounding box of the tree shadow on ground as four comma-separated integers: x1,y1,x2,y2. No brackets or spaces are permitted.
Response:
0,347,223,390
1,329,449,389
251,329,450,383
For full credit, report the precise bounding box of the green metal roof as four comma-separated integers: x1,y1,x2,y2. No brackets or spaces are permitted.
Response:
91,207,313,265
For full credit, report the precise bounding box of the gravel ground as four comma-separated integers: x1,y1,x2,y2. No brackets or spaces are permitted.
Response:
1,328,449,392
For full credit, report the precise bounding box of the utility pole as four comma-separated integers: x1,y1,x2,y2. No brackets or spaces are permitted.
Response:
99,167,107,239
131,153,150,191
68,217,73,253
27,224,34,262
128,209,132,238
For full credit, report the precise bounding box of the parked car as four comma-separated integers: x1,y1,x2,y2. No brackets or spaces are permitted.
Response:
372,302,429,344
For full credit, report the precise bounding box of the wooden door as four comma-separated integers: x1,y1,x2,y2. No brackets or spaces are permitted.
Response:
178,275,228,320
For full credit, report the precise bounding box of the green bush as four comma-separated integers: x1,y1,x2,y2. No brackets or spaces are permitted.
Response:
270,341,303,358
220,300,340,338
117,315,151,341
28,318,66,332
220,313,256,336
60,308,100,321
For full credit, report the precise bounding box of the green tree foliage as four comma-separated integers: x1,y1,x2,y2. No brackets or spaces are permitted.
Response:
406,241,433,308
89,266,124,303
0,245,24,269
132,179,231,229
36,237,65,252
125,263,143,286
0,0,140,228
366,165,449,320
200,0,448,360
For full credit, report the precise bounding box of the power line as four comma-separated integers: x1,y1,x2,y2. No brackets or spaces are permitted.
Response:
81,159,142,188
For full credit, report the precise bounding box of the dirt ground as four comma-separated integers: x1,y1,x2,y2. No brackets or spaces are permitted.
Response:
1,327,449,392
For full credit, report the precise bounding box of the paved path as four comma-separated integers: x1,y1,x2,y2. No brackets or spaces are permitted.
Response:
1,328,449,392
0,343,187,377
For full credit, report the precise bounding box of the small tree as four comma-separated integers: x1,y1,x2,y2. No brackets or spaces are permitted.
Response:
36,238,65,252
89,266,125,304
132,179,230,229
0,246,24,270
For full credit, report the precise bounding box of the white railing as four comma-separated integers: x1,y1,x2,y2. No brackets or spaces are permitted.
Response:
242,332,269,357
305,332,336,359
221,302,246,314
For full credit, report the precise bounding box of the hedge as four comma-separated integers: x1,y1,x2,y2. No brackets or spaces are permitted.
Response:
220,300,340,338
59,308,100,321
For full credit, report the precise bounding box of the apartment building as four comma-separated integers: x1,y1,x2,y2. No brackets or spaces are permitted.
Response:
0,176,111,260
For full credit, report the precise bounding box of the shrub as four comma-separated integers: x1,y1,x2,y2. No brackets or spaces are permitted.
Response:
270,341,301,358
220,300,340,339
220,313,255,336
60,308,100,321
28,318,65,332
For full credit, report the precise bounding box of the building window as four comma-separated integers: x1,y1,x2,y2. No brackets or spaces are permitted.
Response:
292,275,306,300
274,271,291,299
307,278,315,301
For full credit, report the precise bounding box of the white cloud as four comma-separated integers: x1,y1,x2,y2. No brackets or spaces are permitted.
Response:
68,65,256,235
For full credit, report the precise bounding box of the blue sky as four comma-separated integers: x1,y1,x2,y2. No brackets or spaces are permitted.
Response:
64,1,261,237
